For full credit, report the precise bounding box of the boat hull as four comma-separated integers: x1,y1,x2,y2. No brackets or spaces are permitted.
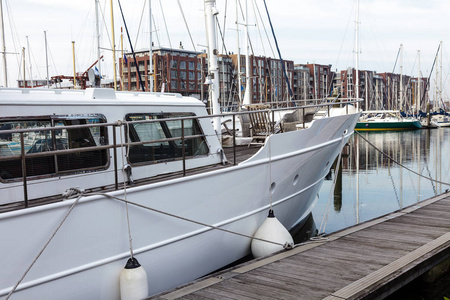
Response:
0,113,360,299
355,120,422,131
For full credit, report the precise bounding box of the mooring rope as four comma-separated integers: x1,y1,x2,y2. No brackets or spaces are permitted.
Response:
88,191,289,249
119,122,134,259
355,131,450,186
6,188,84,300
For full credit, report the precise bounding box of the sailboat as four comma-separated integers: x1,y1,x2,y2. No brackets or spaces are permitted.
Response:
0,1,360,299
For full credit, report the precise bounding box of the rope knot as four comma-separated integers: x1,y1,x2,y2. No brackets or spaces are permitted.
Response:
283,242,294,250
62,187,84,199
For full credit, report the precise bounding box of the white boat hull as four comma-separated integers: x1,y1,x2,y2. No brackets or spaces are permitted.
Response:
0,113,359,299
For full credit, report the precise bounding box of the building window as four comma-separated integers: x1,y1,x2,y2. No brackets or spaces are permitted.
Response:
180,61,186,69
189,61,195,70
189,71,195,80
171,60,178,69
189,82,195,90
171,70,178,79
180,71,187,80
171,81,178,89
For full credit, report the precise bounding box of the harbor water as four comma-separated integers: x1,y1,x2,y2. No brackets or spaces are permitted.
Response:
310,128,450,299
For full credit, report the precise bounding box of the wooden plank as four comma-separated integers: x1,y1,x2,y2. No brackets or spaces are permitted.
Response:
190,288,249,300
324,231,450,300
151,193,450,300
345,225,435,245
375,219,449,235
157,278,223,300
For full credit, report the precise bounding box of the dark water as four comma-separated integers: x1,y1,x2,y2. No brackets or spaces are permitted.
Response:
308,128,450,299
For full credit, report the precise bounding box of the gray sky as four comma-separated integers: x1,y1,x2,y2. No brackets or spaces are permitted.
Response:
2,0,449,98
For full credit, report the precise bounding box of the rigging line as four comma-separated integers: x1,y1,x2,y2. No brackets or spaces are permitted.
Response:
176,0,196,52
250,0,267,98
355,131,450,186
90,192,288,248
158,0,172,50
421,43,440,107
119,123,134,259
133,0,147,51
152,15,161,48
252,0,274,102
262,0,294,101
98,1,114,57
252,0,274,57
221,0,228,54
391,45,401,74
117,0,145,92
335,0,355,71
28,42,43,79
47,43,59,77
215,17,236,105
4,0,20,80
5,188,84,300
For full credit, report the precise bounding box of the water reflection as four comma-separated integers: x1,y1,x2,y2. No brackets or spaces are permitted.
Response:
314,128,450,234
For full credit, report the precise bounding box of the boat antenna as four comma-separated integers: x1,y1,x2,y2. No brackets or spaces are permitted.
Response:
261,0,294,103
117,0,145,92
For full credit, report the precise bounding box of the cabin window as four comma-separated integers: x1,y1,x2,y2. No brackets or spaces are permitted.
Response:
0,115,108,181
125,113,209,165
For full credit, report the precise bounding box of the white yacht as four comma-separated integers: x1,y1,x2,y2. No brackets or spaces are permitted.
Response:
0,87,360,299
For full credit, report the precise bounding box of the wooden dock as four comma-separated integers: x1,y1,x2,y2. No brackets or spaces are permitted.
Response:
150,192,450,300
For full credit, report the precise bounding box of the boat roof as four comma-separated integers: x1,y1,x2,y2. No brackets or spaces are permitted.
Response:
0,88,205,107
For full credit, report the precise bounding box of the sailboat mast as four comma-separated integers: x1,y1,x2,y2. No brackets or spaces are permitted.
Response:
204,0,221,140
242,0,251,106
72,41,76,88
439,41,442,105
110,0,117,91
235,0,241,104
354,0,360,107
0,0,7,87
44,31,49,87
26,36,33,88
95,0,101,77
149,0,153,92
417,50,420,116
22,47,25,86
399,44,403,110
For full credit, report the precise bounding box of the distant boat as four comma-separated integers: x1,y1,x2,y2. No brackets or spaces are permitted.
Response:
431,113,450,127
355,110,422,131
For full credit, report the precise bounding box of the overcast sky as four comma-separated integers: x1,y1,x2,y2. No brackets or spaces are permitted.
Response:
2,0,449,97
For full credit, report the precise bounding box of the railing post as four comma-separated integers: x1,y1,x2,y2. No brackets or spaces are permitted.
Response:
272,110,275,134
233,114,236,166
182,119,186,176
113,126,118,190
303,108,305,129
20,133,28,207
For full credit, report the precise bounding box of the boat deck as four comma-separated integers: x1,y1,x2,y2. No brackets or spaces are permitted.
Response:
150,192,450,300
0,145,262,213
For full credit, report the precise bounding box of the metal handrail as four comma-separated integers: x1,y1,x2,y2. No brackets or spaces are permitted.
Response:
0,98,362,209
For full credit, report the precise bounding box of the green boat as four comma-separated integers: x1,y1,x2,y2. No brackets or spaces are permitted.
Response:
355,111,422,131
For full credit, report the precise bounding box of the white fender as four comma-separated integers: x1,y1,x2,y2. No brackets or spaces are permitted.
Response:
120,257,148,300
251,209,294,258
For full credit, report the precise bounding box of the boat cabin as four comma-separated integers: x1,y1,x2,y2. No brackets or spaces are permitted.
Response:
0,88,223,210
